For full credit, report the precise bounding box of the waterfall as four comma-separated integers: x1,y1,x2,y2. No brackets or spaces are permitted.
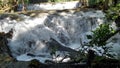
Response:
0,10,108,63
18,1,81,11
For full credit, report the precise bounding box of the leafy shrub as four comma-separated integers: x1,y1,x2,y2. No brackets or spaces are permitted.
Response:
88,24,115,46
106,3,120,21
86,24,115,57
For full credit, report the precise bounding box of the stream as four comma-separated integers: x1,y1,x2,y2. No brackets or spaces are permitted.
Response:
0,2,120,63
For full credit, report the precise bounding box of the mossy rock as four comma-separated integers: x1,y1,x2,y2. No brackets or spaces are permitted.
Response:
29,59,45,68
92,56,120,68
0,13,24,21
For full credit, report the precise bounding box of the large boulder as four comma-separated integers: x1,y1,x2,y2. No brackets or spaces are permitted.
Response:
0,29,13,57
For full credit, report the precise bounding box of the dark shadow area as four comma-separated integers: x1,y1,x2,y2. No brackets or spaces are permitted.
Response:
29,0,48,4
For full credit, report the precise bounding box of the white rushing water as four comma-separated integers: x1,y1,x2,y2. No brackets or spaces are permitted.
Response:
0,10,120,63
18,1,81,11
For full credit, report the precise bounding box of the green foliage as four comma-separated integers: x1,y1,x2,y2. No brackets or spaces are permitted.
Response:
50,46,58,56
89,24,115,46
89,0,102,6
93,56,106,62
48,0,78,2
86,35,92,39
30,59,40,65
106,3,120,21
86,24,115,58
93,56,119,63
29,59,41,68
18,0,29,4
50,46,60,60
0,0,30,13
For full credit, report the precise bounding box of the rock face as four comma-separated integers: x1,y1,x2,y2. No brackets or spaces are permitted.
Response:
47,38,78,53
0,30,14,67
0,61,30,68
0,54,13,68
0,29,13,57
115,16,120,28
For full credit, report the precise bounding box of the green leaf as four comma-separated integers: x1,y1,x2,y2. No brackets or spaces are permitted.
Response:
86,35,92,39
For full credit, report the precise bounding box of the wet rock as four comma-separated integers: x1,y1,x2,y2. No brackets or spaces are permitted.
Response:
0,29,15,67
47,38,78,53
0,54,13,68
45,60,56,64
0,14,24,21
115,16,120,27
27,53,36,57
0,29,13,57
28,59,46,68
47,38,83,60
4,61,30,68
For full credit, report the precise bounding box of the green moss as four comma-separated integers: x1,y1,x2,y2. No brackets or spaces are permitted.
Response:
29,59,43,68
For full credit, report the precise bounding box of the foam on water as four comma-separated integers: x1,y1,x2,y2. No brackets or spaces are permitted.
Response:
18,1,81,11
1,10,119,63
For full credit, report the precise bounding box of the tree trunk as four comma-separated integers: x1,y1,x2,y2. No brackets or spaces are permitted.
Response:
113,0,118,6
12,0,18,11
22,0,26,11
104,0,109,10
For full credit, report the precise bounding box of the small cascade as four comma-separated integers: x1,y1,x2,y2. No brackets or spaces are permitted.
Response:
0,10,107,63
18,1,81,11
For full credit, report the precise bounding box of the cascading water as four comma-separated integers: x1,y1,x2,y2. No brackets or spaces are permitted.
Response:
1,9,118,63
